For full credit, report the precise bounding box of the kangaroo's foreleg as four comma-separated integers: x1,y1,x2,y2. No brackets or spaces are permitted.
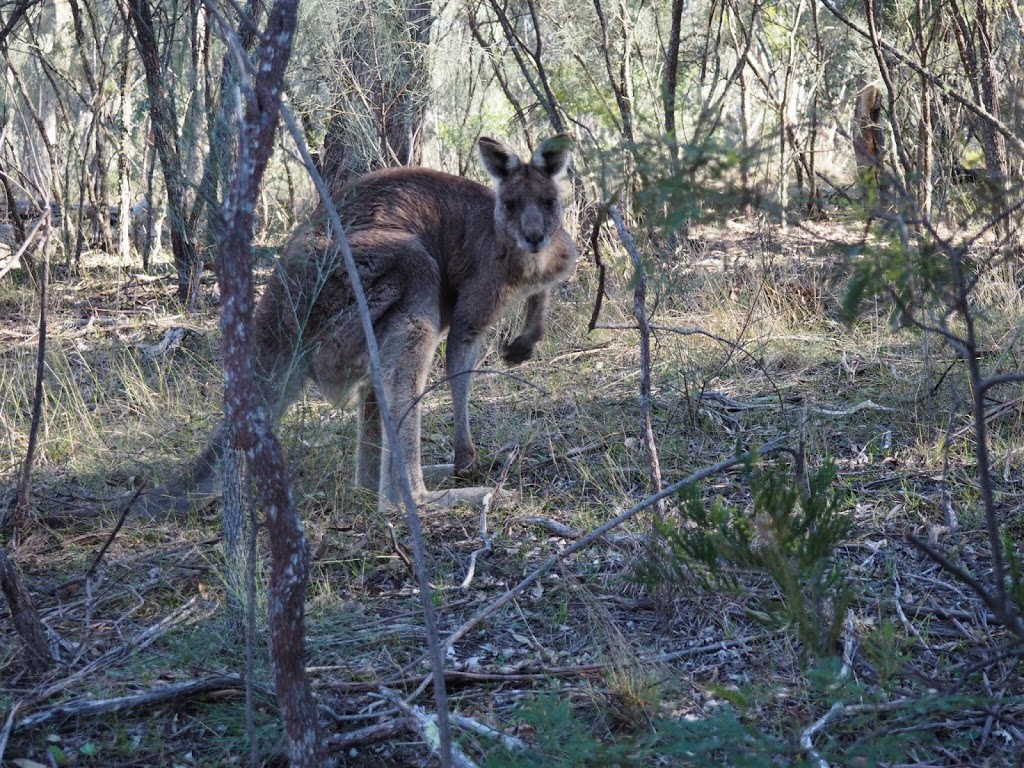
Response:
446,311,485,473
355,388,381,492
503,289,550,365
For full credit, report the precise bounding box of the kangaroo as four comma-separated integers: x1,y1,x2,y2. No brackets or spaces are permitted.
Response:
145,135,577,514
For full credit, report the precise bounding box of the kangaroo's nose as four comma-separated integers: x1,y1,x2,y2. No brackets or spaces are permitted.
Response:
525,232,544,251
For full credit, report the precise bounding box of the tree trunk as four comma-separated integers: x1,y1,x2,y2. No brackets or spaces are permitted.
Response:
315,0,433,192
125,0,200,304
0,550,55,676
216,0,328,761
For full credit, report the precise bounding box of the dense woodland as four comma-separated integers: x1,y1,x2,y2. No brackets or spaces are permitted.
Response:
1,0,1023,765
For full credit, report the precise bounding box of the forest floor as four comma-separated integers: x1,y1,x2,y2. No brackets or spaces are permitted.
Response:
1,217,1023,766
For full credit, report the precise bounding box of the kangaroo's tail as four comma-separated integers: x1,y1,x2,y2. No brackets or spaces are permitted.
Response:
134,423,228,518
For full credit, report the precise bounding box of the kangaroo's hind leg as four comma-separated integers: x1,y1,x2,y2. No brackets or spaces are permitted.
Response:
375,309,442,508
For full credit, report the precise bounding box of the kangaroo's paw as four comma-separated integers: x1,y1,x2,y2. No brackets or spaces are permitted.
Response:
417,486,517,511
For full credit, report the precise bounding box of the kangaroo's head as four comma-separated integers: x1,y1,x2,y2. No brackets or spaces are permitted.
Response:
478,135,572,254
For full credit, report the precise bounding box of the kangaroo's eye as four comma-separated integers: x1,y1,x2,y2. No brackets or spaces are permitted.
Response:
503,200,516,213
543,198,557,212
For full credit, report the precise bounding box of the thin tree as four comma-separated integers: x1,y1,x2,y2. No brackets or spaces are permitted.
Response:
214,0,328,761
123,0,201,304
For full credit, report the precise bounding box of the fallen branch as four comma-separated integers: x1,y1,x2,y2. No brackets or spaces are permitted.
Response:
328,710,527,756
324,664,605,694
33,596,214,704
138,326,196,360
449,712,527,754
799,696,913,768
14,675,249,730
655,633,772,661
330,717,412,749
700,391,896,417
0,700,20,764
379,688,479,768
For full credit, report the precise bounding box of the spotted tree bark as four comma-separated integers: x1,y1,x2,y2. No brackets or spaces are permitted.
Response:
216,0,328,763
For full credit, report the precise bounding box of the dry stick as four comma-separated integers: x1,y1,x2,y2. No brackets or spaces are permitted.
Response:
406,436,790,694
378,688,479,768
800,696,914,768
86,485,145,577
461,445,518,589
14,675,247,730
11,215,50,539
329,710,526,755
608,205,665,520
8,596,211,737
324,665,606,695
448,712,528,753
0,701,20,764
800,609,858,768
273,100,455,767
330,717,411,749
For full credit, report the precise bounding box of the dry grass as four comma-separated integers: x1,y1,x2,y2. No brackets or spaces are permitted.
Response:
1,219,1022,765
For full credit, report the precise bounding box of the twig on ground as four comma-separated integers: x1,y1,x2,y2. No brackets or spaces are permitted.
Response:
654,634,771,662
324,665,605,694
532,439,605,468
138,326,195,360
87,484,145,577
892,570,934,660
462,446,517,589
517,516,637,547
800,697,914,768
0,701,20,763
379,688,479,768
33,596,214,703
520,516,580,539
907,534,1017,631
701,390,896,417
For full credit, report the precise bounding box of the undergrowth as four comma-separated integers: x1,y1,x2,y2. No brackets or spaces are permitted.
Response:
1,223,1023,765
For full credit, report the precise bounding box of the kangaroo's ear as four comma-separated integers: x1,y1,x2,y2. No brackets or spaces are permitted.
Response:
531,135,573,179
478,137,522,181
